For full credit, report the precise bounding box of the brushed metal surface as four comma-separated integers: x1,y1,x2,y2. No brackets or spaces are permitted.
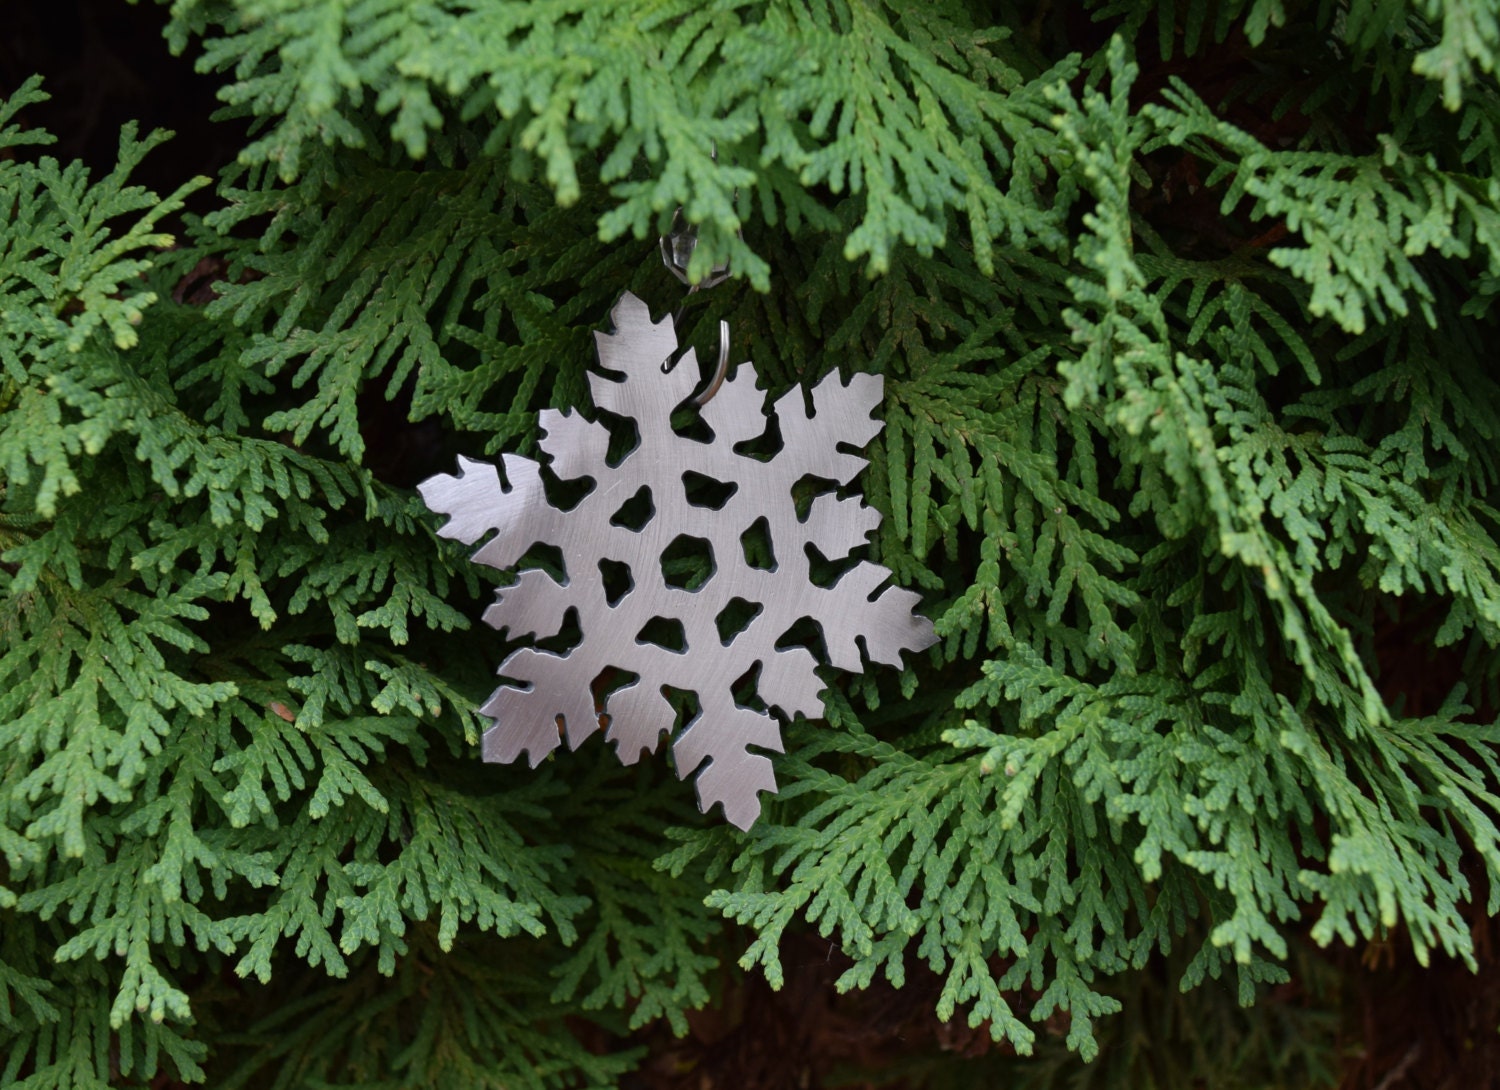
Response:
419,292,936,828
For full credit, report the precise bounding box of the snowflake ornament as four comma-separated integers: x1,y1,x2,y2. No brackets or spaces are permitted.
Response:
419,293,935,828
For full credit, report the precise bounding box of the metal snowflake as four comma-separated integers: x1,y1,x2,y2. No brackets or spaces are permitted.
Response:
418,293,935,828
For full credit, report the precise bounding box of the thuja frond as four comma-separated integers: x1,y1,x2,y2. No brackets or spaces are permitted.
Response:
165,0,1075,285
0,87,613,1083
12,0,1500,1081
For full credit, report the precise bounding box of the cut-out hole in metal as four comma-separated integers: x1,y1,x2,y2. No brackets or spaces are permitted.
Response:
731,662,768,713
739,517,776,571
637,616,688,654
670,401,715,443
715,597,764,645
535,607,585,655
515,541,566,582
792,474,839,520
598,558,633,607
804,542,860,589
683,470,738,510
775,616,828,661
601,411,641,466
540,464,596,511
731,411,782,461
591,667,640,728
660,534,715,590
609,486,655,531
660,684,704,753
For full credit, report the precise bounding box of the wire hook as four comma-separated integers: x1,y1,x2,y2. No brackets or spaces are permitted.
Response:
658,314,730,407
660,202,734,405
693,320,731,407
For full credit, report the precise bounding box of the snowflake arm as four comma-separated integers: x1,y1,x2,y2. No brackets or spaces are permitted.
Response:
773,370,886,484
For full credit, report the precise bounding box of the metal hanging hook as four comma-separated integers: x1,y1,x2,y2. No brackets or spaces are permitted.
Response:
694,320,731,407
659,198,734,405
657,313,731,407
656,140,740,405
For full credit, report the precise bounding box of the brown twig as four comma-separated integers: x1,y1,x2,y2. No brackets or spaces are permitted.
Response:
1372,1044,1422,1090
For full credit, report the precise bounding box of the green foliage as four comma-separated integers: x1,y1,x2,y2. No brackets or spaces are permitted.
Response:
8,0,1500,1084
